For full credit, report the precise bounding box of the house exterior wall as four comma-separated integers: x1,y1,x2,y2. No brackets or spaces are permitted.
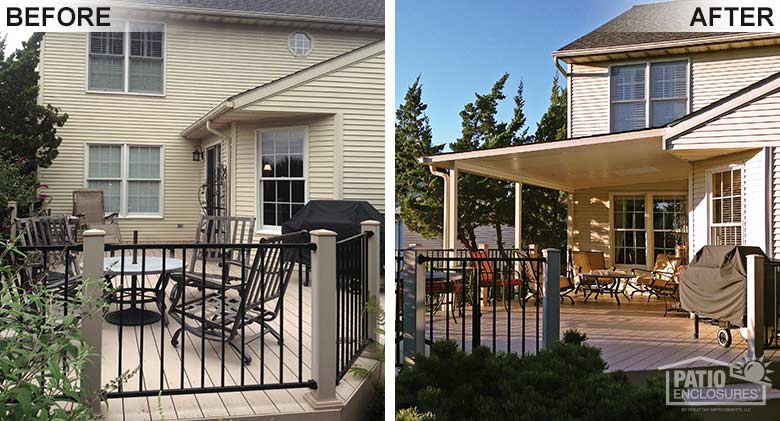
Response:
689,149,767,256
37,16,380,242
569,46,780,138
773,147,780,258
570,180,688,267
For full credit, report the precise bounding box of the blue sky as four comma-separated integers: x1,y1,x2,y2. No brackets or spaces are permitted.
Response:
396,0,648,147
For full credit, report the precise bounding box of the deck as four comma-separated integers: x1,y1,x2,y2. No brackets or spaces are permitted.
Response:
421,293,780,372
91,248,378,421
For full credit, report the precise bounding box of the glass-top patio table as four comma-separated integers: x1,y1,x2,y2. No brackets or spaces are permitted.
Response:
103,256,183,326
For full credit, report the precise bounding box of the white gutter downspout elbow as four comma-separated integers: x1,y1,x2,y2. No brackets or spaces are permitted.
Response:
205,120,232,215
429,165,450,250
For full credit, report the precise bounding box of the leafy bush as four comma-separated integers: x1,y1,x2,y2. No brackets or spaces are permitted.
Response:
0,240,101,420
0,155,41,237
396,329,692,421
396,407,436,421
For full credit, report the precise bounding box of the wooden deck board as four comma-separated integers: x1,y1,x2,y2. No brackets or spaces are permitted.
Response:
96,248,362,420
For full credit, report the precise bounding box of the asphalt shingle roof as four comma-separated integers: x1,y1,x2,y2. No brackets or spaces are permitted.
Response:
118,0,384,24
559,2,729,52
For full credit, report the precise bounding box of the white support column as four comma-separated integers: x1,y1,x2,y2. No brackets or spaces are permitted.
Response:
361,220,381,343
566,193,575,266
81,229,105,413
514,183,522,250
8,201,17,238
446,163,459,250
402,247,425,366
542,248,561,349
747,254,766,361
304,229,342,409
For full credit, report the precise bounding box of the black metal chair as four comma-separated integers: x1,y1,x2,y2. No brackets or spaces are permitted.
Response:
168,231,303,365
168,215,255,303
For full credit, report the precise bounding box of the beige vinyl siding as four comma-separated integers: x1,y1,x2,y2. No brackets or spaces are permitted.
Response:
670,90,780,148
570,180,687,267
242,51,385,212
689,150,764,255
570,63,609,138
38,17,380,242
568,46,780,138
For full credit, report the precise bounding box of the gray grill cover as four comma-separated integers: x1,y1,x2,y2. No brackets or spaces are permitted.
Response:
679,245,766,327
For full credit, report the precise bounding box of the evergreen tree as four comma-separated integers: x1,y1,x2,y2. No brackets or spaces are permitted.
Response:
0,33,69,173
522,75,569,251
395,76,444,240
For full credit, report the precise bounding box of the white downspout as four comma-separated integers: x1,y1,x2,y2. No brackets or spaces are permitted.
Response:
206,120,232,216
429,166,450,250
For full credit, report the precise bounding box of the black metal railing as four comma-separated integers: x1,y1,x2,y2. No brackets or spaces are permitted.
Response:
16,241,318,399
396,248,545,365
764,259,780,349
335,232,371,383
395,250,403,369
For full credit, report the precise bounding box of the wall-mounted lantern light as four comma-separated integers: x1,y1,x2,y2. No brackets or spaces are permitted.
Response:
192,145,204,162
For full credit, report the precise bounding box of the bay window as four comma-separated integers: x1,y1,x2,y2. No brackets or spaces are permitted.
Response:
88,21,164,94
611,60,688,132
710,167,743,246
86,144,163,216
258,128,306,230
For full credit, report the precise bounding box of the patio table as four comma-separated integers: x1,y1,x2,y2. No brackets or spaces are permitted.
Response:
580,270,634,306
104,256,183,326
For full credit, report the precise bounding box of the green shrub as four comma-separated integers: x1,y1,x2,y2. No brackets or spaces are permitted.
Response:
396,407,436,421
396,331,692,421
0,240,103,420
0,155,41,237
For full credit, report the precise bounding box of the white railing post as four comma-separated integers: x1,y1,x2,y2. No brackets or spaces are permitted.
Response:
81,229,105,412
304,229,341,409
542,248,561,349
402,246,425,366
361,220,381,343
747,254,766,361
8,201,17,238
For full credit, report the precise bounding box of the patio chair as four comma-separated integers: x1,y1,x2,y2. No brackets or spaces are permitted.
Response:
169,231,299,365
167,215,256,303
469,249,523,311
632,254,683,316
515,250,575,305
72,189,122,244
571,250,616,303
15,215,83,301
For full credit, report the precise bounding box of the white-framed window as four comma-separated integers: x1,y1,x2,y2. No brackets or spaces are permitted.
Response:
613,195,647,265
258,128,306,230
88,21,165,94
652,195,688,257
289,32,312,56
709,167,743,246
610,60,688,132
86,144,163,216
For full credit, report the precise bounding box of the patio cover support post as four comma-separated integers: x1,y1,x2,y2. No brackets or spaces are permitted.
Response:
542,248,561,348
304,229,342,409
514,183,522,251
361,220,381,343
403,247,425,366
747,254,766,360
445,163,458,251
8,201,16,238
81,229,105,413
566,193,574,267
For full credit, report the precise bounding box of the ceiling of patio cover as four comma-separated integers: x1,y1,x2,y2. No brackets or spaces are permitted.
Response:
282,200,385,267
679,246,766,327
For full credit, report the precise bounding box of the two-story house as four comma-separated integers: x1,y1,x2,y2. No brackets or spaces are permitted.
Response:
420,3,780,266
38,0,385,242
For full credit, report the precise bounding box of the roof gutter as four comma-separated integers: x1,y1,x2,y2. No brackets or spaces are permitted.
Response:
181,101,233,139
554,55,608,78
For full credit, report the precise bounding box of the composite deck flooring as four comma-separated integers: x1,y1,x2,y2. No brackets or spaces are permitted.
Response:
89,249,375,421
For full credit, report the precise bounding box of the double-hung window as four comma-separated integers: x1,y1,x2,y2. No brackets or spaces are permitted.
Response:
611,61,688,132
613,195,647,265
652,195,688,257
258,128,306,230
87,144,163,216
88,21,164,94
710,167,743,245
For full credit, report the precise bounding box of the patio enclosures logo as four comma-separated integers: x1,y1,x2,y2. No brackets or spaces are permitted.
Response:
660,357,772,407
1,1,112,31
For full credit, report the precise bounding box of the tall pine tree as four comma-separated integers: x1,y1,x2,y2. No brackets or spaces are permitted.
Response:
395,76,444,240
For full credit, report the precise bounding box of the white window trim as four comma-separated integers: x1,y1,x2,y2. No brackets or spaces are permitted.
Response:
608,57,691,133
85,20,167,97
706,164,745,246
255,126,309,234
288,31,313,57
609,191,688,268
83,143,165,219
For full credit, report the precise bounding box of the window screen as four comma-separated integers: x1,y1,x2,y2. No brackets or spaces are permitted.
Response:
88,32,125,92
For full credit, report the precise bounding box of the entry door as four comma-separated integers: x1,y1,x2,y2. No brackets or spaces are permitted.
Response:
205,144,223,217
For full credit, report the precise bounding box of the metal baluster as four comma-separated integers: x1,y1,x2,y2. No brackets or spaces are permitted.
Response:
160,247,166,391
298,246,303,383
221,247,226,387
